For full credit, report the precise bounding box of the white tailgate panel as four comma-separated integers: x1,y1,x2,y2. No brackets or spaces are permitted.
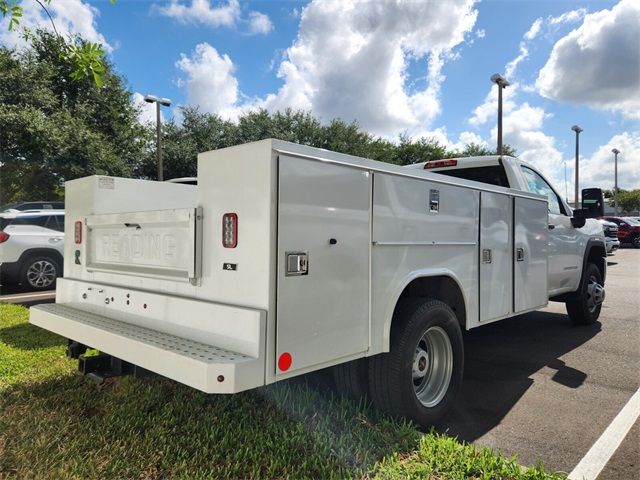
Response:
85,208,201,283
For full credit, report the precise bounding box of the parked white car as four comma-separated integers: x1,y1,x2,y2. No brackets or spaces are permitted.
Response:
598,219,620,254
0,210,65,290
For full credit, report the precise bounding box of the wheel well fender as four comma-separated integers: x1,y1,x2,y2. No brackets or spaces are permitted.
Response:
382,270,468,351
583,238,606,285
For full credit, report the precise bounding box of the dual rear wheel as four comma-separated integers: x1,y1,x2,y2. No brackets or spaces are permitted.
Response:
333,298,464,426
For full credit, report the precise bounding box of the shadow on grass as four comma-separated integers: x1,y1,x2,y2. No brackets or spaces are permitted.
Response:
0,322,65,350
0,368,419,479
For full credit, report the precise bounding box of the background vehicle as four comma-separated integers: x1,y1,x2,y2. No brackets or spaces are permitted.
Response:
29,140,605,426
0,211,65,290
600,216,640,248
0,201,64,213
598,219,620,254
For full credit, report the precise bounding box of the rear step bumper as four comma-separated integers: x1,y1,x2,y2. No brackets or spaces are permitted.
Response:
30,304,265,393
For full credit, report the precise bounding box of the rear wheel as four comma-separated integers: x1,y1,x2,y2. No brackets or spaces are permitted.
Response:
332,358,369,400
20,255,60,291
566,263,604,325
631,234,640,249
368,298,463,426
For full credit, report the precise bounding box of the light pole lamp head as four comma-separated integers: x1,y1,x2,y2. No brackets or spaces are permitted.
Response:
143,95,172,107
571,125,583,134
490,73,510,88
612,148,620,155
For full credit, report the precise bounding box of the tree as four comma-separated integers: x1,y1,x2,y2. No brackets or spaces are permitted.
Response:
1,0,111,86
0,30,148,203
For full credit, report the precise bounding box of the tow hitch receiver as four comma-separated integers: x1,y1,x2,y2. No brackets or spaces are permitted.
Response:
70,340,153,384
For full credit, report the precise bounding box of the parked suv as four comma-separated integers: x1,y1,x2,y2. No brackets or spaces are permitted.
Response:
598,219,620,254
0,211,65,290
601,216,640,248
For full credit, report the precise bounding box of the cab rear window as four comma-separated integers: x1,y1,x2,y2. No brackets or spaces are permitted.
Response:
434,165,510,188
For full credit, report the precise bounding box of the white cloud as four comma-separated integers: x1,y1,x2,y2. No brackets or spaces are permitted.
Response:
536,0,640,119
475,29,485,39
248,11,273,35
581,132,640,191
155,0,273,35
524,18,542,41
258,0,478,137
548,8,586,27
175,43,244,120
0,0,111,51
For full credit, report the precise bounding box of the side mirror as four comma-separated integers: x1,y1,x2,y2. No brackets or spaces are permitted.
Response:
581,188,605,218
571,209,587,228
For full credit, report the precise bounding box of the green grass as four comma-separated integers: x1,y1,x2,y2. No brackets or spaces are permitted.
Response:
0,303,564,479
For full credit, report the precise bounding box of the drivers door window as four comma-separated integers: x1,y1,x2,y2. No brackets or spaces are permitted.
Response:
520,166,563,215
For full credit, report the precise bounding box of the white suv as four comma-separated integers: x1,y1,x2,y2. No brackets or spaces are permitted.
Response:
0,211,65,290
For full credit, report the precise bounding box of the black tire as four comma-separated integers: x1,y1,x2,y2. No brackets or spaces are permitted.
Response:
631,234,640,249
19,255,60,291
565,263,604,325
368,298,464,427
332,358,369,400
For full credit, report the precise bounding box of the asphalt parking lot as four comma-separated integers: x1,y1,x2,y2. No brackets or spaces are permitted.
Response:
1,249,638,479
444,247,639,479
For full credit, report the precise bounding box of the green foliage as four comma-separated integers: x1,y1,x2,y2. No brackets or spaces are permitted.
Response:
0,30,148,203
139,108,511,180
1,0,110,86
1,304,561,479
608,189,640,213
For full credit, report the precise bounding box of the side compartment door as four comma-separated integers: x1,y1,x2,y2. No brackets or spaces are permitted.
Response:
479,191,512,322
513,196,548,312
276,156,370,375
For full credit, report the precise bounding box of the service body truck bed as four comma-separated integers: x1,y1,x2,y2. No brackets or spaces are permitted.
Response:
30,139,606,425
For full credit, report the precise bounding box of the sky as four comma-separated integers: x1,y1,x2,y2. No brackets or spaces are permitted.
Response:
1,0,639,195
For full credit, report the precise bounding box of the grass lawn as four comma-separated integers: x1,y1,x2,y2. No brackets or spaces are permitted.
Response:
0,303,564,479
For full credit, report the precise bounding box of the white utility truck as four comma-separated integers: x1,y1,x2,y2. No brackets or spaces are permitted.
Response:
30,139,607,426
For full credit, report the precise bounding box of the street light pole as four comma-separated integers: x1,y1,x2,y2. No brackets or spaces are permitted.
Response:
612,148,620,215
490,73,510,156
571,125,583,208
144,95,172,181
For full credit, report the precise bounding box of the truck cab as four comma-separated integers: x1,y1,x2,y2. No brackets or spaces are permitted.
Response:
407,156,606,298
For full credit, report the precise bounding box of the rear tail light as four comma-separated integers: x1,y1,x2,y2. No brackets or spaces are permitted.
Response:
424,159,458,169
222,213,238,248
74,221,82,244
0,231,9,243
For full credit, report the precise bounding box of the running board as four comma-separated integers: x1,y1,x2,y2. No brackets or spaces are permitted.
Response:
30,304,265,393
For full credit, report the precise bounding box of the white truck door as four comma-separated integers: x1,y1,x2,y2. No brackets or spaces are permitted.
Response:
276,156,370,375
479,191,512,322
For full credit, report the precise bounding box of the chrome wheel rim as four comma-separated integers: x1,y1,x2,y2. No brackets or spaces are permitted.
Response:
412,326,453,408
586,275,605,313
26,260,56,288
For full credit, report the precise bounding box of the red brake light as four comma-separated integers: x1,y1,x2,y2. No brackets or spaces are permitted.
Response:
424,159,458,169
222,213,238,248
74,221,82,244
0,231,9,243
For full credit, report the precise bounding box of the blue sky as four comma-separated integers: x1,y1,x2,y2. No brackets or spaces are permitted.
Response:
2,0,639,193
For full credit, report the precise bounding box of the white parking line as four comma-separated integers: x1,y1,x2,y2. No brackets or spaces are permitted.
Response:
0,292,56,301
568,387,640,480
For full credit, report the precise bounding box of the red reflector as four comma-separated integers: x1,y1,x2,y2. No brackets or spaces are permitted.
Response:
424,159,458,169
278,352,292,372
0,231,9,243
222,213,238,248
74,221,82,244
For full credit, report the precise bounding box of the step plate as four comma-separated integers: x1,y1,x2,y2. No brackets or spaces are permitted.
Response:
30,303,264,393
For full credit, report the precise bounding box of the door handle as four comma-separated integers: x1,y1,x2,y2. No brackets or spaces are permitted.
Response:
548,224,555,230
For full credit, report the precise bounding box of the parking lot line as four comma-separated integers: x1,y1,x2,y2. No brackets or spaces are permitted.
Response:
568,387,640,480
